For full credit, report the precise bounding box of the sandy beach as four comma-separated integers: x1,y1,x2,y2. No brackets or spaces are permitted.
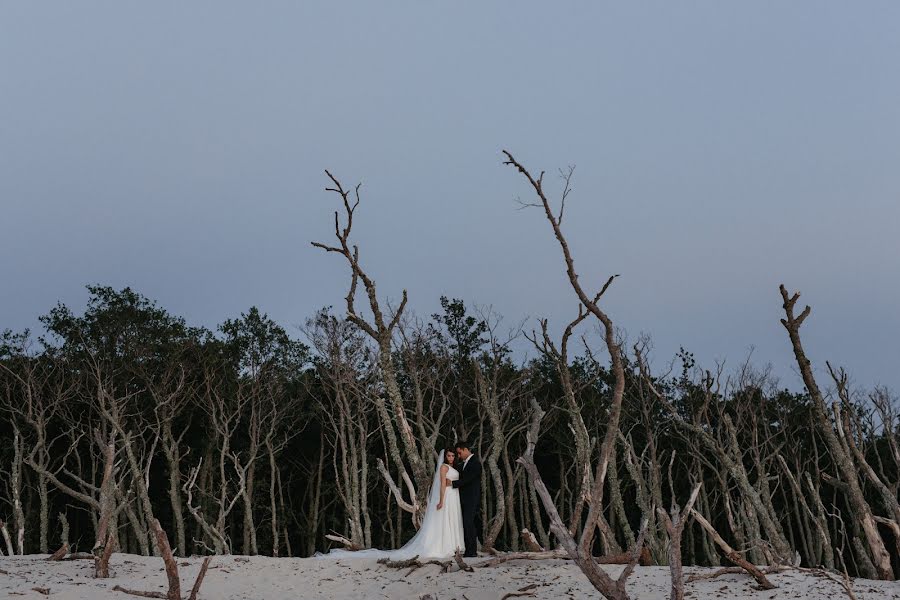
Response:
3,554,900,600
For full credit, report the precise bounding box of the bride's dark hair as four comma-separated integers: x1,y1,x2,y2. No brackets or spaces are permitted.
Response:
443,447,457,466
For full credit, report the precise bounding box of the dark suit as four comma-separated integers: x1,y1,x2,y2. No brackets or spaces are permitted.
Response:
451,454,482,557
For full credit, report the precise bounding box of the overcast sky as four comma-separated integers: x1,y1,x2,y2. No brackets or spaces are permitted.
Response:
2,2,898,390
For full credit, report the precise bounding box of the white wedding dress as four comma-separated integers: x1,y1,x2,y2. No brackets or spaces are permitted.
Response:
319,451,466,559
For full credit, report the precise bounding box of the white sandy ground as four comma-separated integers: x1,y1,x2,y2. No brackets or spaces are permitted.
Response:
2,554,900,600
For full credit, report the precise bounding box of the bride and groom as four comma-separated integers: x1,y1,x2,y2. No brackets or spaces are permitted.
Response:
390,442,481,559
329,442,482,560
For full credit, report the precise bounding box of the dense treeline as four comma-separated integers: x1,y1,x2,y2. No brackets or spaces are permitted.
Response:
1,161,898,600
1,284,897,574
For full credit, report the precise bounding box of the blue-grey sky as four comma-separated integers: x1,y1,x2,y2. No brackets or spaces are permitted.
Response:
2,2,898,390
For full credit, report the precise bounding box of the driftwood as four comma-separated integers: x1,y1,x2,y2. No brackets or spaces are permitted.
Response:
690,509,775,590
112,586,169,599
793,565,859,600
481,550,567,567
454,549,474,572
520,529,544,552
46,543,69,561
377,554,454,576
114,520,212,600
378,554,421,568
377,552,473,576
481,547,652,569
687,565,785,583
687,564,859,600
500,583,540,600
188,557,212,600
596,547,653,566
324,533,363,551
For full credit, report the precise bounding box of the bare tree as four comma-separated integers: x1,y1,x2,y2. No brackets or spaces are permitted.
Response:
312,171,433,526
504,152,646,600
308,310,375,549
656,453,702,600
183,362,251,555
780,285,893,579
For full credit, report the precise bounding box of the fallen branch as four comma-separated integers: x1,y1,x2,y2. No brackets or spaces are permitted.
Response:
501,583,540,600
377,554,454,576
481,550,567,567
46,543,69,561
687,565,785,583
112,586,167,599
324,533,363,551
690,509,775,590
454,549,474,572
378,555,421,569
596,547,653,566
114,521,212,600
188,556,213,600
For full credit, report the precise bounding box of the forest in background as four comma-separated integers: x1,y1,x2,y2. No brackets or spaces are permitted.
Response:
1,159,898,600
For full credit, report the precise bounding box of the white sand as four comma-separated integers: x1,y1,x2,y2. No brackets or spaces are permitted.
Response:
2,554,900,599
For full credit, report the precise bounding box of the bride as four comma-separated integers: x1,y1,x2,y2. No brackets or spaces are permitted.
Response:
323,448,465,559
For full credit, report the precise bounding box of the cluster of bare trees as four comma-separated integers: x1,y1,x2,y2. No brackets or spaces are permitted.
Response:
1,156,898,600
0,296,307,567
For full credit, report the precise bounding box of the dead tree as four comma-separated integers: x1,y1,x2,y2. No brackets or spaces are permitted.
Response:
829,364,900,546
114,519,212,600
5,424,25,555
308,310,375,549
519,399,647,600
869,386,900,559
183,370,249,555
780,285,894,580
312,171,433,526
88,354,160,556
144,359,193,557
263,387,300,558
473,317,527,552
94,436,118,578
0,351,72,554
775,453,834,570
690,508,776,590
648,356,792,563
504,151,645,599
526,309,595,539
656,453,702,600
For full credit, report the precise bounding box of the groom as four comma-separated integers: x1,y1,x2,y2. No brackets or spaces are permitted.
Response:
449,441,481,557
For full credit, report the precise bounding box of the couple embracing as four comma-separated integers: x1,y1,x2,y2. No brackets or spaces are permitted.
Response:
392,442,481,560
325,442,481,561
432,442,481,558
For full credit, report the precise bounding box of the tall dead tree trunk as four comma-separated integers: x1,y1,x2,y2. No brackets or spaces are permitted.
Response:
779,285,893,580
313,171,433,525
504,151,644,600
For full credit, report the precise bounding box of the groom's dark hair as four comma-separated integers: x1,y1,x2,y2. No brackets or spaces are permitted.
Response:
456,441,471,451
